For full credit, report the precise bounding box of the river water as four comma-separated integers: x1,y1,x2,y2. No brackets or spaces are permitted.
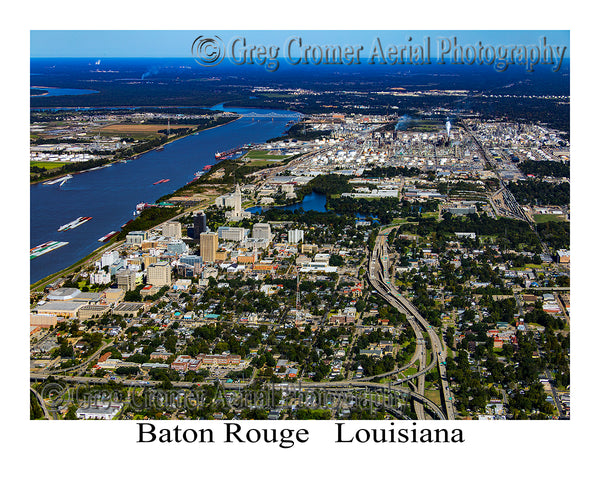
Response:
30,106,301,283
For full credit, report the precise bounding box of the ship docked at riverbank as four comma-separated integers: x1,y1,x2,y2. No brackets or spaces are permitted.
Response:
31,103,295,283
98,231,118,242
215,147,244,160
43,174,73,186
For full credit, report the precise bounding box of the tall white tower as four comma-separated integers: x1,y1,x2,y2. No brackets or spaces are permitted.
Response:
234,184,242,217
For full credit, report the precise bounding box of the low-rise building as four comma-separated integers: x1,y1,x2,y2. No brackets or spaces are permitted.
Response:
112,302,144,316
34,301,84,319
76,403,122,420
30,313,59,329
78,304,111,320
125,231,148,246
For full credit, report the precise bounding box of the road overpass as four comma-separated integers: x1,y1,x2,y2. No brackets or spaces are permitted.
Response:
367,226,455,420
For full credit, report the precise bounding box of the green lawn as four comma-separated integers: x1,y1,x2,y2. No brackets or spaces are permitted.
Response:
245,149,289,160
31,161,69,170
534,214,565,223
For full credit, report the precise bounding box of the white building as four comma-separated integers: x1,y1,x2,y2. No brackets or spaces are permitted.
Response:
341,189,398,198
162,221,182,239
125,231,147,246
100,250,120,268
76,403,122,420
215,194,238,209
281,184,296,198
166,239,189,255
90,270,111,285
218,226,247,242
252,223,272,242
147,261,172,287
216,184,251,221
288,229,304,244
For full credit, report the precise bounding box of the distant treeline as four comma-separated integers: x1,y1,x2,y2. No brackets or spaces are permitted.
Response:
157,128,190,135
293,174,352,204
117,206,183,240
267,123,331,143
507,180,570,206
30,80,246,109
518,160,570,178
328,196,400,224
400,213,541,251
30,107,218,123
144,117,229,125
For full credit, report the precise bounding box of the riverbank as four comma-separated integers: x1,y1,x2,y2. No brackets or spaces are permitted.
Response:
30,239,124,292
30,115,241,185
31,105,295,283
29,196,219,291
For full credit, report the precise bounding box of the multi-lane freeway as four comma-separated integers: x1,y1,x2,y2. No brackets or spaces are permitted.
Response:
30,372,447,420
31,223,457,421
367,226,455,420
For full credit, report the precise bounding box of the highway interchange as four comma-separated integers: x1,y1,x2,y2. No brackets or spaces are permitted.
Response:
32,224,456,421
368,226,455,420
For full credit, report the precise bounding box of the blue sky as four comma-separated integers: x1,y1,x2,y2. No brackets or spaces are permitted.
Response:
31,30,569,58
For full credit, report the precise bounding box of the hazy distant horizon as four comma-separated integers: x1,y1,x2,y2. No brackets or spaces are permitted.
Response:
30,30,570,59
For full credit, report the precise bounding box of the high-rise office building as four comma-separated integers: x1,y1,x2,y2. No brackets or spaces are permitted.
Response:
252,223,272,242
199,232,218,263
162,221,182,239
193,211,207,240
233,184,242,217
288,229,304,244
100,250,120,268
147,261,172,287
115,269,136,291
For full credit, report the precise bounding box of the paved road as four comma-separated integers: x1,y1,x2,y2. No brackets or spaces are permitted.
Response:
30,386,53,420
29,373,446,420
368,226,455,420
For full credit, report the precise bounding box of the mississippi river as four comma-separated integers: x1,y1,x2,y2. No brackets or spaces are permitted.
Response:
30,106,300,283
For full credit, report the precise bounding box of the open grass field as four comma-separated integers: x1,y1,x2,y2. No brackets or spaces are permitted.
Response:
534,214,566,223
424,389,443,406
31,161,69,170
94,124,196,138
245,149,290,160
